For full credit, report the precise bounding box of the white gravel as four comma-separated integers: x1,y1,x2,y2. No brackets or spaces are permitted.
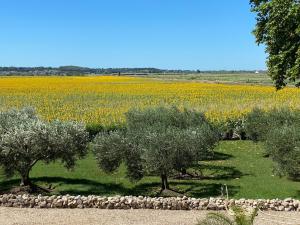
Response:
0,208,300,225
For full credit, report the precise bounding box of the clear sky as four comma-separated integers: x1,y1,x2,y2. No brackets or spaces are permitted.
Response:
0,0,266,70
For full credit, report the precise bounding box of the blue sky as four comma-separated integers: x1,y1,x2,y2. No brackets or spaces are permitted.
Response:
0,0,266,70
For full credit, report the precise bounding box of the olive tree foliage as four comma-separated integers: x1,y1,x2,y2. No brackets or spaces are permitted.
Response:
250,0,300,89
0,108,89,186
93,107,219,190
244,108,300,179
93,131,144,181
244,108,300,141
265,125,300,179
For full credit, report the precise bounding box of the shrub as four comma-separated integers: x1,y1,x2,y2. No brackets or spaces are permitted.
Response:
86,123,126,139
197,206,258,225
265,125,300,179
244,107,300,179
93,131,125,173
244,108,269,141
220,118,246,140
244,108,300,142
125,106,207,131
0,108,89,187
92,107,219,191
93,131,144,182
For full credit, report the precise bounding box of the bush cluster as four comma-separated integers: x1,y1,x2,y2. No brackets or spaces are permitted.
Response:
244,108,300,142
244,108,300,179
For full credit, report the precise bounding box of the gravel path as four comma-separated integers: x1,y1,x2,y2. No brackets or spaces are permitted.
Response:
0,208,300,225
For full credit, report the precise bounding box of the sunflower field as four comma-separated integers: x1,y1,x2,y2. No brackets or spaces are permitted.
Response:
0,76,299,127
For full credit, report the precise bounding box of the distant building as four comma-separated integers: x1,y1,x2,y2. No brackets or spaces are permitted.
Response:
255,71,260,74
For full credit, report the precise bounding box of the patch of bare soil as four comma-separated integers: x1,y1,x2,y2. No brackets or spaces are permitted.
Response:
0,208,300,225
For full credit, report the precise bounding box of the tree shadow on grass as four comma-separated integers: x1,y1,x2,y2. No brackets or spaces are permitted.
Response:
190,164,249,180
184,150,250,181
0,178,20,194
0,176,240,198
295,190,300,199
35,177,132,196
181,182,240,198
184,163,250,183
127,180,240,198
205,152,234,161
0,177,131,196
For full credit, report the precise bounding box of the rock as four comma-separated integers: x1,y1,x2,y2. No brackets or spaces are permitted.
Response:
283,202,289,207
217,205,226,210
284,198,292,202
207,203,217,210
269,204,275,210
54,199,63,208
285,207,292,212
39,201,47,208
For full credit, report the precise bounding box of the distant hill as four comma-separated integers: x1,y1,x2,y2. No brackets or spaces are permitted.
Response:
0,66,266,76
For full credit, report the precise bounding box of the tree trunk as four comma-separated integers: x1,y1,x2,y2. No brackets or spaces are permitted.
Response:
181,168,187,175
161,174,169,190
19,160,40,187
20,171,31,187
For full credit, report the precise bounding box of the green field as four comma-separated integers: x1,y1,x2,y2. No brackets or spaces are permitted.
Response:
136,73,273,85
1,141,299,199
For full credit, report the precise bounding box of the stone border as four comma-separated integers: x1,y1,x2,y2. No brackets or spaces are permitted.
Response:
0,194,299,211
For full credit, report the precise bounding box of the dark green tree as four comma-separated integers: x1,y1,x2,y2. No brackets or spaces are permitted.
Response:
251,0,300,89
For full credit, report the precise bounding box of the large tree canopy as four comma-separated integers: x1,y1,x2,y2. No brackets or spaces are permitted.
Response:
251,0,300,89
0,108,89,187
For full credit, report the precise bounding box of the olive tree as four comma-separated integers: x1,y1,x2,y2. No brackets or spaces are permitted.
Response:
93,107,219,191
0,108,89,186
244,108,300,142
251,0,300,89
244,108,300,179
265,125,300,179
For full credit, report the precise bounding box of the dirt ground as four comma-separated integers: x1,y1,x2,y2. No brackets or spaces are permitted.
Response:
0,208,299,225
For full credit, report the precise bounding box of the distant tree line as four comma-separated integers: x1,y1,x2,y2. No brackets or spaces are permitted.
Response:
0,66,266,76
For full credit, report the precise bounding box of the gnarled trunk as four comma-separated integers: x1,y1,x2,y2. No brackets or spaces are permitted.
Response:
161,174,169,190
19,160,39,187
20,171,31,187
181,168,187,175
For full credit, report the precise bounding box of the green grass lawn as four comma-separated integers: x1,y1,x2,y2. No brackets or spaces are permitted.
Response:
0,141,299,199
